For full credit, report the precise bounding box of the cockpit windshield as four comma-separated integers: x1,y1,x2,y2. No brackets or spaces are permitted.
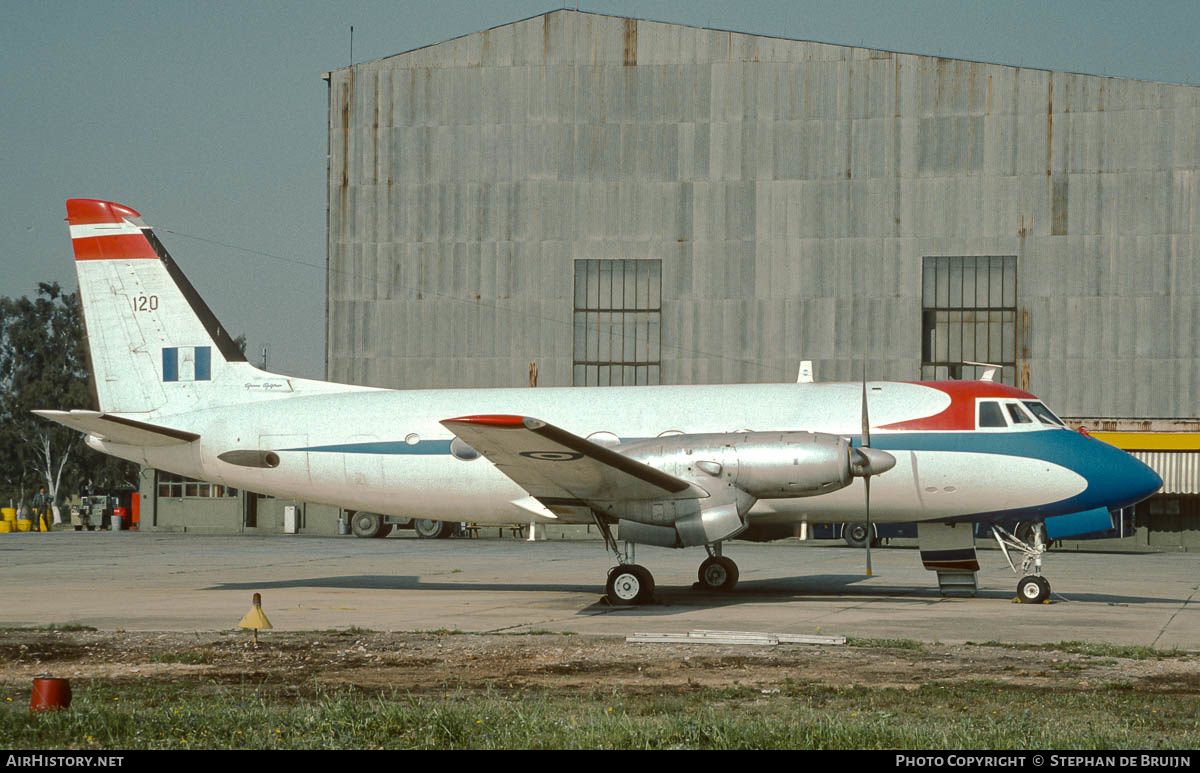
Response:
1023,401,1066,427
976,399,1067,430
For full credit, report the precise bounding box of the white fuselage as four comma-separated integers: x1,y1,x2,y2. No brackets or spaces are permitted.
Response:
90,380,1087,526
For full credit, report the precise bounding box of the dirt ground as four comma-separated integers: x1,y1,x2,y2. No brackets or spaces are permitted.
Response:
2,629,1197,699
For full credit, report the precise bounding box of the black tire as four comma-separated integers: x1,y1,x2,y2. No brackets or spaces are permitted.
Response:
697,555,739,591
414,519,452,539
1017,575,1050,604
843,522,876,549
350,512,391,539
606,564,654,605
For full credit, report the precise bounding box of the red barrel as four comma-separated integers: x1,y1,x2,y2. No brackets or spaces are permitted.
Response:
30,678,72,712
112,507,127,530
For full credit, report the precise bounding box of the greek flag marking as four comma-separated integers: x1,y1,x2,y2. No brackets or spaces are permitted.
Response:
163,346,212,382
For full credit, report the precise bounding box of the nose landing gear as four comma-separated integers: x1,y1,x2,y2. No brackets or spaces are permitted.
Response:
993,523,1052,604
1017,574,1051,604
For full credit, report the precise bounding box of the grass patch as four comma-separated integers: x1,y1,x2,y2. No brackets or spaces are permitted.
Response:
412,628,467,636
0,623,97,633
967,641,1194,660
846,637,925,651
487,630,577,637
1,678,1196,750
323,627,376,637
152,650,214,665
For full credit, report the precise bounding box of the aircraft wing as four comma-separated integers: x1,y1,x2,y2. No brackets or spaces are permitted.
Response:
440,415,707,508
33,410,199,447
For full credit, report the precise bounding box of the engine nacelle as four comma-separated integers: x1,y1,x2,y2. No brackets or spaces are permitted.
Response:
731,432,854,498
595,431,894,549
619,430,857,501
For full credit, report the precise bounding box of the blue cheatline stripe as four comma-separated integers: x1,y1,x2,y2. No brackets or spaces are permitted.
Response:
162,348,179,382
194,346,211,381
283,440,453,455
296,429,1078,462
283,428,1156,524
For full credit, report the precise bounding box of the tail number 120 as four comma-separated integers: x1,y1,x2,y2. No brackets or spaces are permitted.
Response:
131,295,159,312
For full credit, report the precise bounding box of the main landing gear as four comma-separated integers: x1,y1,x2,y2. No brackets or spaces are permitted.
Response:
594,518,741,605
606,563,655,605
696,544,739,592
993,522,1052,604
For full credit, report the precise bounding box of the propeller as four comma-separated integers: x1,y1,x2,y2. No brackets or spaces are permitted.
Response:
862,363,873,576
850,361,896,577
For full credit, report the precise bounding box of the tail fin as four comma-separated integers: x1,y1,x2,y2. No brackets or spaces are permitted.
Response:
67,199,253,416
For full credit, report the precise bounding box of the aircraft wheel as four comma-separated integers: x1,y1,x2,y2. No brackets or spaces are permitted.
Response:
843,522,877,549
606,564,654,606
1017,575,1050,604
697,555,739,592
414,519,452,539
350,512,392,539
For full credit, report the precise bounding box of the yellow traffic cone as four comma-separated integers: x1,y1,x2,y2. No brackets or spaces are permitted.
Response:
238,592,272,647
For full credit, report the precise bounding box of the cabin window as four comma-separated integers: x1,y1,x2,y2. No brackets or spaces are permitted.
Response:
450,437,481,461
921,256,1017,384
573,259,661,386
978,401,1007,428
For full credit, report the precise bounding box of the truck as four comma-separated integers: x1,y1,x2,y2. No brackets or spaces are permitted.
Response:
348,511,457,539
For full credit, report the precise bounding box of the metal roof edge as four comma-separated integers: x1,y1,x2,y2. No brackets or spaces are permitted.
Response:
323,7,1200,89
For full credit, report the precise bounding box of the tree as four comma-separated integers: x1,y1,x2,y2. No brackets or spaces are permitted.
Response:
0,283,137,508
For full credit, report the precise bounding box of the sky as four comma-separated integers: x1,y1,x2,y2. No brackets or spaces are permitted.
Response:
3,0,1198,379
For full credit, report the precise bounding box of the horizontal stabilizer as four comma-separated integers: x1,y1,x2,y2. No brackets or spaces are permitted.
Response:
33,410,199,447
440,415,707,509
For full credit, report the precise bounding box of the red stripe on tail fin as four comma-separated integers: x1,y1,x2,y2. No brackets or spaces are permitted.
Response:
66,199,143,225
65,199,157,261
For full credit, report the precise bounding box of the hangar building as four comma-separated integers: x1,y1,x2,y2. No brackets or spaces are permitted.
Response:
146,10,1199,548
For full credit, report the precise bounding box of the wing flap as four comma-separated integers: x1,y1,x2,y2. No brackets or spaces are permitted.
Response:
33,410,199,447
440,415,706,506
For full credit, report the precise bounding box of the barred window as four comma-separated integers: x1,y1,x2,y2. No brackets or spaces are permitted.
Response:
157,471,238,499
573,259,661,386
921,256,1017,384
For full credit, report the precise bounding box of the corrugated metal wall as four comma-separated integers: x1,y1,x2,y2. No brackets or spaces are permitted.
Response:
326,10,1200,418
1132,452,1200,495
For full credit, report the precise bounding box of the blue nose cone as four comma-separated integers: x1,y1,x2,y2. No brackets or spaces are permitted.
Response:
1126,454,1164,505
1078,435,1163,510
